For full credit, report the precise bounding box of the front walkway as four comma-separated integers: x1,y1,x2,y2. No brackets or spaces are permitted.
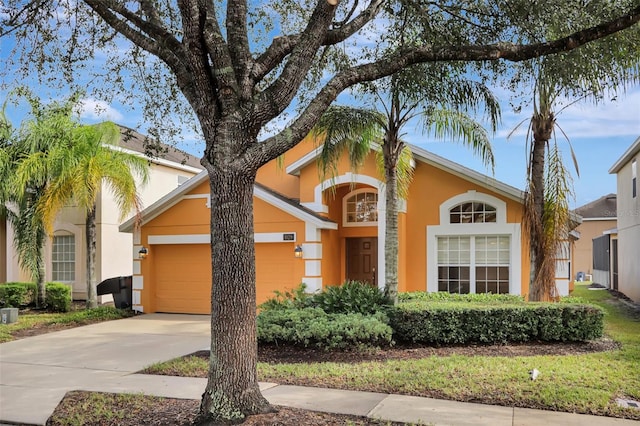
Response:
0,314,636,425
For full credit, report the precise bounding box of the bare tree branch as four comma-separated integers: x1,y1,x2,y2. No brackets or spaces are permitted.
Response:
251,0,384,84
253,1,338,126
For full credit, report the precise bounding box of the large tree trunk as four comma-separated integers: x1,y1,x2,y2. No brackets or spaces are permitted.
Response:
85,204,98,309
197,129,272,423
382,139,400,305
528,113,553,302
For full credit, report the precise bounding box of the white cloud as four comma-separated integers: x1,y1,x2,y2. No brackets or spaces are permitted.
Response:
76,98,124,122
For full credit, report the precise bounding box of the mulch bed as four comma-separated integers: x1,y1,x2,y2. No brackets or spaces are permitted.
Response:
47,391,404,426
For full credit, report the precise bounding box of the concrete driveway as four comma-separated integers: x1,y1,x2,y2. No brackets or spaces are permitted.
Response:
0,314,211,425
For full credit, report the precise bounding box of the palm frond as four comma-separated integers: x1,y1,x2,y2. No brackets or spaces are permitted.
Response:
423,109,495,173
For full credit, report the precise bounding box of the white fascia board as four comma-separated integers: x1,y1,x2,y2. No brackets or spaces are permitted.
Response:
410,144,524,202
286,145,324,176
253,186,338,230
582,217,617,221
120,171,209,232
109,145,203,174
609,136,640,174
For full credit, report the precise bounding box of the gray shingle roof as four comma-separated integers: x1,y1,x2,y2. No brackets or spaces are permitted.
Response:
117,125,203,170
575,193,616,219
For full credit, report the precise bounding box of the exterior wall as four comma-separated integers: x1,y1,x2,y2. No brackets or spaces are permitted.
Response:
0,219,6,282
406,161,529,296
135,179,311,312
1,159,199,298
256,134,320,199
616,155,640,302
573,219,616,276
96,162,199,285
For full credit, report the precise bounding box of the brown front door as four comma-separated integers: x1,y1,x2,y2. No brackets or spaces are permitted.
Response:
346,237,378,286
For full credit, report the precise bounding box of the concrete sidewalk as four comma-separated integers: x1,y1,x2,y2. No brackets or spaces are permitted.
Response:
1,314,637,425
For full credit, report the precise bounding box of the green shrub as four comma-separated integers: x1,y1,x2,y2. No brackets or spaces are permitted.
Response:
0,282,36,308
398,291,525,304
309,280,391,315
257,307,393,350
388,301,604,344
259,283,314,311
45,282,72,312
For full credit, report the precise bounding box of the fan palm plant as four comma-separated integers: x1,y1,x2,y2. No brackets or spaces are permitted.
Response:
313,69,499,303
1,94,78,306
38,121,149,308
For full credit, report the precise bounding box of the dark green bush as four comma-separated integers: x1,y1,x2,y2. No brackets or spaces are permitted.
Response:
45,282,72,312
258,283,313,311
388,301,604,344
0,282,37,308
257,307,393,350
309,280,391,315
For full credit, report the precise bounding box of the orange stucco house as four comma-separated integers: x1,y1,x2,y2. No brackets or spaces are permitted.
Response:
120,136,570,314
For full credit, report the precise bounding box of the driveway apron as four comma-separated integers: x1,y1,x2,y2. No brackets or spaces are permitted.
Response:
0,314,211,425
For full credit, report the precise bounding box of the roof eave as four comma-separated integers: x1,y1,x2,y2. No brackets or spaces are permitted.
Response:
609,136,640,174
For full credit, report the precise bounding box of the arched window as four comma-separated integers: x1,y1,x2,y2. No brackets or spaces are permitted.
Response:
428,191,521,295
52,232,75,282
450,202,497,224
343,189,378,226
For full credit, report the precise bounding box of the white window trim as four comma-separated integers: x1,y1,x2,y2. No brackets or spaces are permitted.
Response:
439,190,507,224
428,191,520,295
427,223,521,295
342,188,379,227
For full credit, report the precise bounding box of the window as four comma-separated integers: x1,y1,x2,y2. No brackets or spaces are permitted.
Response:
344,189,378,226
437,236,470,293
450,202,497,223
633,159,637,198
437,235,510,294
52,234,75,282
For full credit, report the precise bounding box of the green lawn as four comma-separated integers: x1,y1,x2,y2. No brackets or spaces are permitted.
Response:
145,284,640,419
0,306,134,343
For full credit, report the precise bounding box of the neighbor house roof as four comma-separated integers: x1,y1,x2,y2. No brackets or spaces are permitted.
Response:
115,125,203,173
609,136,640,174
575,194,617,220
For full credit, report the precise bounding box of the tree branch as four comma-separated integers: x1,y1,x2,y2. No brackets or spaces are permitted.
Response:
250,0,384,84
226,0,254,100
253,1,338,126
83,1,195,102
244,5,640,168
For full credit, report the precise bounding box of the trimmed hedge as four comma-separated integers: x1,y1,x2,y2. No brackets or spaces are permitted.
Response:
0,282,37,308
0,282,72,312
388,301,605,344
45,282,72,312
257,307,393,350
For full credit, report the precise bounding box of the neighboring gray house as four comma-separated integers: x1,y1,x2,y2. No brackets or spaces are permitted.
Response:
574,194,617,282
609,136,640,303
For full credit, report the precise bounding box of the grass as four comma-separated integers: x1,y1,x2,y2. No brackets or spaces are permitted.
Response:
144,284,640,419
0,306,134,343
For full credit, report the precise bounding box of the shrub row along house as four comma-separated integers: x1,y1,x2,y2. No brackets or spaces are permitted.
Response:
119,133,577,314
0,126,202,300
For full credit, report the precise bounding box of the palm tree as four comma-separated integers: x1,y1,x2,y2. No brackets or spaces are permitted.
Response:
1,94,78,306
38,121,149,308
518,53,638,301
313,70,499,303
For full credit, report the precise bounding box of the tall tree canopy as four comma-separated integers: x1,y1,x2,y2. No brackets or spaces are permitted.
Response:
2,1,638,423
